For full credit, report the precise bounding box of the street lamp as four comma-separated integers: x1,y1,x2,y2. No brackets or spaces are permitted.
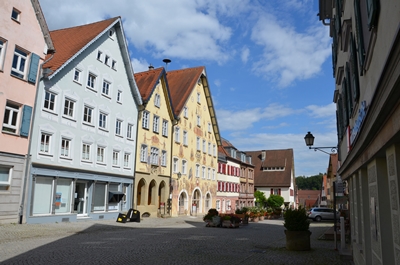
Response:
304,132,338,155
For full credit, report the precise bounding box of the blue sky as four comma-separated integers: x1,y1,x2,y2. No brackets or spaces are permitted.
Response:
39,0,337,177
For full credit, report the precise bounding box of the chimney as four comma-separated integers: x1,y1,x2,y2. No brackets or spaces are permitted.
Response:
148,64,154,71
261,151,266,161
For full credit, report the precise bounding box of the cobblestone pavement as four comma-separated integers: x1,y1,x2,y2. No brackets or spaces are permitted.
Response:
0,216,352,265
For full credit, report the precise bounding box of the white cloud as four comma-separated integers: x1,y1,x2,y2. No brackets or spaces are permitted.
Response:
306,103,336,118
250,14,331,87
131,58,150,73
241,47,250,63
214,79,221,87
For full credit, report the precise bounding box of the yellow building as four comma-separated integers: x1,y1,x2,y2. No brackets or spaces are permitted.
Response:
167,66,221,216
133,67,176,217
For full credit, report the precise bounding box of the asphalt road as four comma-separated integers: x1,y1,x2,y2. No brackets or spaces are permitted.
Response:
0,216,352,265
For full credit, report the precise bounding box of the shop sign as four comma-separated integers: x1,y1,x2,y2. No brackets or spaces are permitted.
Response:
350,101,367,146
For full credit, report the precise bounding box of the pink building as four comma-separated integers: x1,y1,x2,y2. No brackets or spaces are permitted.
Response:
0,0,54,224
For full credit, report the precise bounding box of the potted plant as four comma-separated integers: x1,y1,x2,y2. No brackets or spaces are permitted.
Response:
259,209,266,221
203,208,219,227
235,207,249,225
283,207,311,251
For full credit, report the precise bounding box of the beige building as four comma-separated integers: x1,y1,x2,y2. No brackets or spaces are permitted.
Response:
133,67,176,217
167,66,221,216
320,0,400,264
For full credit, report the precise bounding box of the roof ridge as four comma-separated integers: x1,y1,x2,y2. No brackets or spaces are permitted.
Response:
50,17,119,33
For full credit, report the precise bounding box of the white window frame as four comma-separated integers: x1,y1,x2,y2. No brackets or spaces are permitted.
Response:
115,119,122,136
161,150,167,167
83,105,94,125
208,143,211,155
203,140,206,153
183,106,188,118
124,152,130,168
82,143,91,162
182,160,187,174
213,145,216,156
127,123,134,140
11,48,27,79
39,132,52,154
112,150,120,167
60,138,71,158
195,164,200,178
153,115,159,133
99,112,108,130
212,169,216,180
197,92,201,104
97,146,105,164
197,115,201,127
104,55,110,66
162,119,168,137
208,122,211,133
2,102,20,134
112,60,117,70
11,8,21,21
73,68,81,83
202,166,206,179
154,93,160,107
140,145,148,163
196,137,200,151
183,130,188,146
43,91,56,112
142,111,150,129
175,127,180,143
97,50,103,62
102,80,111,97
0,166,12,188
173,157,179,173
208,168,211,179
63,98,75,119
87,72,97,90
117,90,122,103
150,147,159,165
0,39,7,71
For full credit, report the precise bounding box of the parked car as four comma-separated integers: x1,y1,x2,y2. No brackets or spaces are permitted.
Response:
307,207,339,222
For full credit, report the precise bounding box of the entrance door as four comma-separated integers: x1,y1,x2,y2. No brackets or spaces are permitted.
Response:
74,181,88,216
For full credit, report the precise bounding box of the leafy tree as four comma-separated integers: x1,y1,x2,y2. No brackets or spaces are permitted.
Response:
254,190,267,207
266,194,284,209
296,173,323,190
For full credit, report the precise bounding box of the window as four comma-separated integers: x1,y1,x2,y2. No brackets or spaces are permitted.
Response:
0,39,6,71
208,168,211,179
161,150,167,167
40,133,51,153
97,146,105,163
2,102,20,133
142,111,150,129
197,92,201,103
208,142,211,155
183,131,188,146
216,200,220,211
105,55,110,66
11,48,27,78
150,147,159,165
83,105,93,124
102,80,111,96
208,122,211,133
162,119,168,137
93,182,106,211
203,140,206,153
73,68,81,83
63,98,75,118
60,138,70,158
112,60,117,70
117,90,122,103
87,73,96,90
140,145,147,163
183,107,188,118
127,123,134,139
173,157,179,173
154,93,160,107
195,164,199,178
112,151,119,166
43,91,56,111
115,119,122,136
212,169,216,180
0,166,12,190
202,166,206,179
213,145,216,156
175,127,180,143
196,137,200,151
99,112,107,129
153,115,159,133
55,178,72,213
182,160,187,174
82,143,91,161
197,115,201,126
97,50,102,61
11,8,20,21
124,153,130,168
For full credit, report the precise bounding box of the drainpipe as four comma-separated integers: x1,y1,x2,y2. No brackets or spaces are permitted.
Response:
19,51,56,224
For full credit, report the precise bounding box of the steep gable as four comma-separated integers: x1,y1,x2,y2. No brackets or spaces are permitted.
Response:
246,149,294,187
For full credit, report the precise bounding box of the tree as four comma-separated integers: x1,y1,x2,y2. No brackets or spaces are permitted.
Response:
254,190,267,207
295,173,323,190
266,194,284,209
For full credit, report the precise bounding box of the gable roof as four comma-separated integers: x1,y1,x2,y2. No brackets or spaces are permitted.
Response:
134,67,176,120
43,17,142,106
31,0,54,52
245,149,294,187
297,190,321,208
327,153,338,178
167,66,221,145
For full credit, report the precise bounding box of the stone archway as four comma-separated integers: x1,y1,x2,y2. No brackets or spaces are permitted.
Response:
148,180,156,205
192,189,201,215
178,192,187,215
137,179,146,206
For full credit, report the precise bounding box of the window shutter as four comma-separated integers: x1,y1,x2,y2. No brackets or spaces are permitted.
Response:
350,35,360,102
278,189,281,195
345,63,354,114
366,0,379,30
354,0,365,73
20,105,32,137
335,0,341,34
270,188,273,195
28,53,40,84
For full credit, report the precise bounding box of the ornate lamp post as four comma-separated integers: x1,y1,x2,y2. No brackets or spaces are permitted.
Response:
304,132,338,155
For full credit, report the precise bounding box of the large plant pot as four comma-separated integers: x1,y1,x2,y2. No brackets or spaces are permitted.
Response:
285,230,312,251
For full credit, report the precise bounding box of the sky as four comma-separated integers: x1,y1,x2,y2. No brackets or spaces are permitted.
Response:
38,0,337,177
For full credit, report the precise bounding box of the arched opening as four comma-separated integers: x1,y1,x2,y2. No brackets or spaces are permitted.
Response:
148,180,156,205
178,192,187,215
192,189,201,215
205,193,211,213
158,181,166,207
137,179,146,206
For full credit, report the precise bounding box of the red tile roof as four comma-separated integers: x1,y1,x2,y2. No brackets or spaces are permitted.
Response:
245,149,294,187
297,190,321,208
134,67,165,101
44,17,119,73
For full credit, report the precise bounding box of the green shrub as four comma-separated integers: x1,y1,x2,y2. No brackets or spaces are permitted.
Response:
283,207,310,231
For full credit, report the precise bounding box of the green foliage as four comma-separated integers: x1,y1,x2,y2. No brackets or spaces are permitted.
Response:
283,207,310,231
254,190,267,207
203,208,219,221
266,194,284,209
296,173,323,190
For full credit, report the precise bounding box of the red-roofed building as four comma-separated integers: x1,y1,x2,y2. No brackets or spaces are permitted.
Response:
297,190,321,209
246,149,296,208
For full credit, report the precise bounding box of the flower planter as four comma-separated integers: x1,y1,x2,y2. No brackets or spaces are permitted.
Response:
285,230,312,251
259,216,264,221
222,220,240,228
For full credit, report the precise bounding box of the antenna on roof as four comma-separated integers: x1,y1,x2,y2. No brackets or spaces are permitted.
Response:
163,58,171,72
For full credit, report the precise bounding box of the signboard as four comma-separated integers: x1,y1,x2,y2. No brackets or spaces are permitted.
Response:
350,101,367,146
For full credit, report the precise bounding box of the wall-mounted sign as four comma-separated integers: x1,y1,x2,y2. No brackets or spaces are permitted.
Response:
350,100,368,146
